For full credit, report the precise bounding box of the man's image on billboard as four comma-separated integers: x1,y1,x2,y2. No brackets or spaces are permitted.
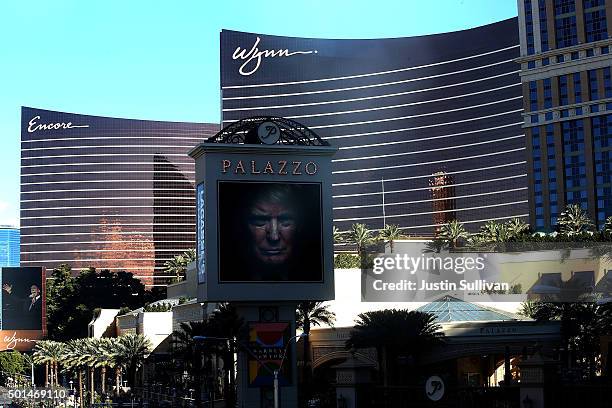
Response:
1,267,43,330
218,182,323,282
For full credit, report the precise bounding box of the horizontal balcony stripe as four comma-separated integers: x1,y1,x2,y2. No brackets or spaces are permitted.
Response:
324,109,523,140
21,240,192,246
22,248,196,255
22,153,191,160
333,148,525,174
288,96,522,124
22,188,194,193
22,162,194,168
333,174,527,198
333,134,523,163
22,258,181,263
332,163,526,187
22,145,202,152
333,187,527,210
21,231,195,237
22,205,193,211
22,197,193,202
22,136,212,143
339,122,522,150
333,200,527,222
223,72,519,107
22,214,195,220
21,223,194,228
222,45,519,89
23,171,194,177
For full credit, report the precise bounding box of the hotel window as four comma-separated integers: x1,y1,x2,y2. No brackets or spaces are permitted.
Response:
589,69,599,101
557,54,565,62
542,57,550,66
602,46,610,54
574,73,583,103
555,0,578,48
526,0,536,54
539,0,550,51
533,127,545,229
546,124,558,224
529,81,539,111
584,0,608,42
605,67,612,98
559,75,569,106
587,48,595,57
543,78,553,109
592,114,612,149
563,120,587,206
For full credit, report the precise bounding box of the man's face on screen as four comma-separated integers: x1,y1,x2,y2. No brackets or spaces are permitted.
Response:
247,200,297,265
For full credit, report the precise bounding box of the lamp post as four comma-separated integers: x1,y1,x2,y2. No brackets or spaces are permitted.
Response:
194,333,307,408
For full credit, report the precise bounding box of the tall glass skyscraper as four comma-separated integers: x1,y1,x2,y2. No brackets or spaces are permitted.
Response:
0,226,20,267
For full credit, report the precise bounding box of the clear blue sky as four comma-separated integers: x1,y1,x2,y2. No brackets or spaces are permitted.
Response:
0,1,518,227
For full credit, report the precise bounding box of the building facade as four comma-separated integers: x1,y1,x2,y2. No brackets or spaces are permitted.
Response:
20,107,218,285
0,226,20,267
518,0,612,230
220,19,528,235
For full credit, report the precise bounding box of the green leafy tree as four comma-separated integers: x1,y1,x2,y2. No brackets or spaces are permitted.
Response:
378,224,403,253
46,266,150,340
0,351,26,386
346,310,443,387
296,302,336,400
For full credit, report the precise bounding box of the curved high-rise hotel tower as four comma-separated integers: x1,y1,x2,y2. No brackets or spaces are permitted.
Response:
20,107,218,285
221,18,527,235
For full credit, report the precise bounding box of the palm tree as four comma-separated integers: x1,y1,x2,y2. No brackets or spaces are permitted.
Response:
378,224,403,253
603,216,612,239
164,249,196,282
332,225,343,244
208,303,244,407
296,302,336,398
346,309,443,387
33,340,64,387
505,218,529,238
558,204,595,236
171,321,211,405
437,219,468,249
63,339,88,406
116,334,152,389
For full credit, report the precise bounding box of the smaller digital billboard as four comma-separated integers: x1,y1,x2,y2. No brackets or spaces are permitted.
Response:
218,182,323,282
0,267,45,351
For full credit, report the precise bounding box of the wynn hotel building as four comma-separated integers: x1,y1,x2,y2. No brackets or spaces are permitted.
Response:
221,18,528,235
20,107,218,285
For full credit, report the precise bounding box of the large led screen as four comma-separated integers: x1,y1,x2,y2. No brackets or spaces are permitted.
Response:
218,182,323,282
1,267,43,331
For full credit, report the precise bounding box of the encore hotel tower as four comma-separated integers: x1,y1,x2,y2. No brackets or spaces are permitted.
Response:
20,107,218,285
